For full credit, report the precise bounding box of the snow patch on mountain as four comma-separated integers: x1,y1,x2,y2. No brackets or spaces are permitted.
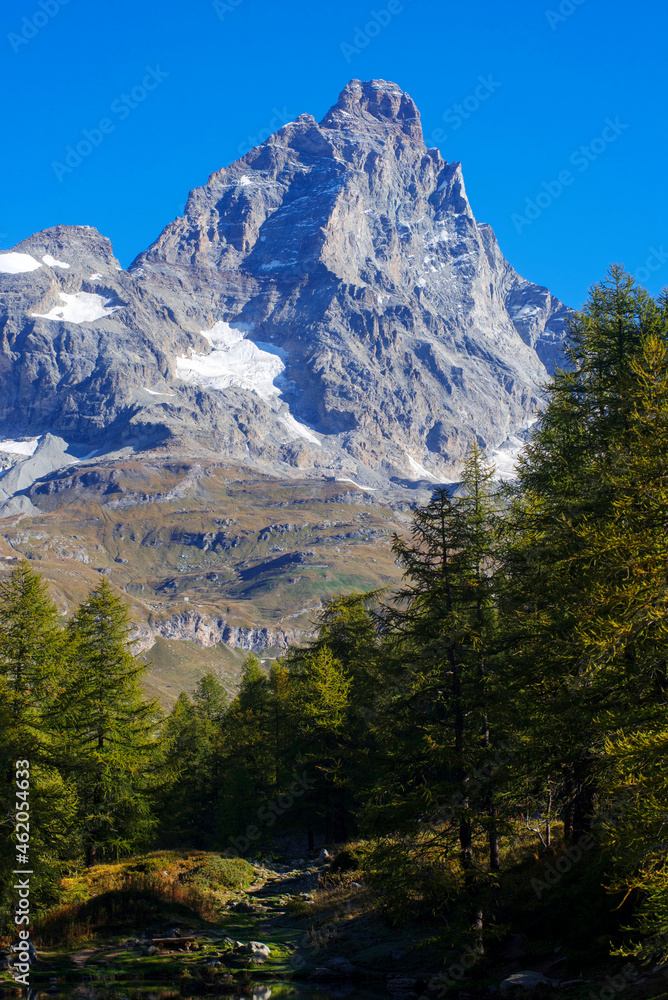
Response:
335,477,377,491
280,412,321,446
42,254,70,269
143,387,176,397
491,419,538,480
491,437,523,480
176,321,285,402
31,292,122,324
0,437,40,456
407,455,441,481
0,252,42,274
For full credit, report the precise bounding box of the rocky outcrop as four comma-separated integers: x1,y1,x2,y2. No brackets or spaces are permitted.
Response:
0,434,79,516
133,611,298,653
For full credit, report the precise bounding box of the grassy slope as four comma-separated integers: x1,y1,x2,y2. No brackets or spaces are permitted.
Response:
0,455,411,705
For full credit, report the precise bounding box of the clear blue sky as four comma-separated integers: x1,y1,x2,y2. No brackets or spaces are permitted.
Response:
1,0,666,308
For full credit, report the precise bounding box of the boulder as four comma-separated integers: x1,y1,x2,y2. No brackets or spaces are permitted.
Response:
246,941,271,964
324,956,356,976
231,899,257,913
500,971,557,993
251,987,272,1000
386,976,421,995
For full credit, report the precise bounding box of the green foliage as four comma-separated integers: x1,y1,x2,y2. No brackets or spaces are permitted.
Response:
0,559,64,722
6,264,668,970
0,568,167,930
328,846,361,873
369,444,504,889
184,854,255,891
193,671,229,721
360,837,461,927
0,561,75,925
59,578,164,865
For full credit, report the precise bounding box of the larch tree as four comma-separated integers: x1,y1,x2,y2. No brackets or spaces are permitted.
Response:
60,577,163,865
505,266,664,843
367,443,503,950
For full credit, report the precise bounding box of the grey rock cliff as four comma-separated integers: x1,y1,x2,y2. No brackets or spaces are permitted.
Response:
0,79,569,499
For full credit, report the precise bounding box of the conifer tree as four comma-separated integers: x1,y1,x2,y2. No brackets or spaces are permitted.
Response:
0,559,64,728
286,593,385,842
158,686,224,847
60,577,163,865
374,445,502,883
193,671,229,722
573,329,668,957
287,646,352,842
505,266,664,841
0,561,74,925
215,654,276,845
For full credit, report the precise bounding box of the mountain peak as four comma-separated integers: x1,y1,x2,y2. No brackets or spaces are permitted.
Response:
0,78,568,495
320,79,423,142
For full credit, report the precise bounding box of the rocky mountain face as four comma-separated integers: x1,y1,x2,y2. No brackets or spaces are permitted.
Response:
0,80,569,692
0,79,567,497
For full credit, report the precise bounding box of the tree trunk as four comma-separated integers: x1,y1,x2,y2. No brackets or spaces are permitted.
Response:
563,765,595,844
571,781,595,841
482,710,500,871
